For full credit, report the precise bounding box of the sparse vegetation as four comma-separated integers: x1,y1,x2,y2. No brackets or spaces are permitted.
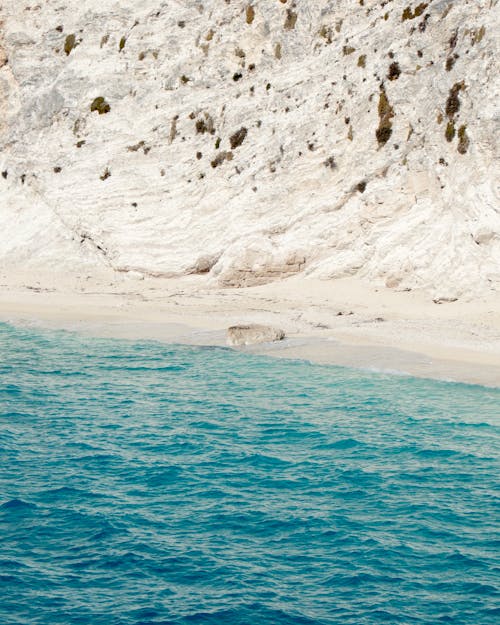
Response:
376,88,394,146
64,34,77,56
90,97,110,115
445,55,458,71
229,127,247,149
402,3,428,21
319,25,333,44
457,125,469,154
284,9,297,30
387,62,401,80
195,113,215,135
246,5,255,24
445,82,464,119
445,121,455,142
211,151,233,168
127,141,150,154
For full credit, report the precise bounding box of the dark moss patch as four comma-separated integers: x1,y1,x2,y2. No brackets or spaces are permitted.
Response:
284,9,297,30
376,88,394,147
215,137,221,149
211,151,233,168
229,127,247,149
457,125,469,154
343,45,355,55
418,14,430,32
402,3,428,21
196,152,202,160
414,3,428,16
471,25,485,45
387,62,401,80
445,54,458,71
64,33,77,56
1,171,7,179
127,141,150,154
180,75,190,84
376,126,392,145
195,114,215,135
445,121,455,142
449,30,458,49
119,36,126,51
324,156,336,169
233,72,243,81
76,140,85,148
100,167,111,181
357,54,366,68
445,81,464,119
90,97,110,115
53,166,62,173
246,5,255,24
356,181,367,193
319,25,333,44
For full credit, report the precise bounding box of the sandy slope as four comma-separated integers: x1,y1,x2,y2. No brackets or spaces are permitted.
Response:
1,270,499,387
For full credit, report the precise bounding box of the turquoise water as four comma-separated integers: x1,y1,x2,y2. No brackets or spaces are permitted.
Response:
1,322,499,625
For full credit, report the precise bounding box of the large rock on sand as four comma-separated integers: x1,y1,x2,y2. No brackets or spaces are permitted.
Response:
227,324,285,347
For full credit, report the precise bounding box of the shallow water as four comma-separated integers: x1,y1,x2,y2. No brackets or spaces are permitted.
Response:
1,322,499,624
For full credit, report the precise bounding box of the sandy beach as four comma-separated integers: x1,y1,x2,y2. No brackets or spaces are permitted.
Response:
1,269,499,388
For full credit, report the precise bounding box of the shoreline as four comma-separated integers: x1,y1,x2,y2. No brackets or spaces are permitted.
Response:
1,271,499,388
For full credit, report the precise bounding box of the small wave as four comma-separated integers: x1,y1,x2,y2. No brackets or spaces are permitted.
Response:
315,438,364,450
36,486,105,502
0,499,37,511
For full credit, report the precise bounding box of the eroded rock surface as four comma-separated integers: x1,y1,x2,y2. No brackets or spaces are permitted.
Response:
0,1,498,296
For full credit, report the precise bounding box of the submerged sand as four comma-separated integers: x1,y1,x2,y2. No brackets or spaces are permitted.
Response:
1,270,499,388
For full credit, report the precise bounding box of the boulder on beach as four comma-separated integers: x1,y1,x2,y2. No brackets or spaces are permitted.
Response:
226,324,285,347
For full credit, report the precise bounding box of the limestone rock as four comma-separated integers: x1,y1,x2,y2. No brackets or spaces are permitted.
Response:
227,324,285,347
0,1,498,295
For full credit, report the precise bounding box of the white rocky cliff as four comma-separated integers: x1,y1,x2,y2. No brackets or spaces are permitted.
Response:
0,0,498,297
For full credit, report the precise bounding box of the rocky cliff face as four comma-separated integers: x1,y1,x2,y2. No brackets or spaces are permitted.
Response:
0,0,498,297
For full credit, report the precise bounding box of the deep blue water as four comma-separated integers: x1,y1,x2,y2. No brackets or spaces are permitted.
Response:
1,322,499,625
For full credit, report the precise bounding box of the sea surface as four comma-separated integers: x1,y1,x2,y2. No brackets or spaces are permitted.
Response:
1,322,499,625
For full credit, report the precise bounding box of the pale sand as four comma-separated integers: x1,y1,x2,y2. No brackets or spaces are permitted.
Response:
1,269,499,388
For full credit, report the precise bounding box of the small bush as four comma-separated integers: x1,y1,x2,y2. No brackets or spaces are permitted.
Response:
90,97,110,115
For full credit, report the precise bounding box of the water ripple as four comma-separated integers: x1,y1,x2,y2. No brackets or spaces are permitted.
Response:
0,322,499,624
